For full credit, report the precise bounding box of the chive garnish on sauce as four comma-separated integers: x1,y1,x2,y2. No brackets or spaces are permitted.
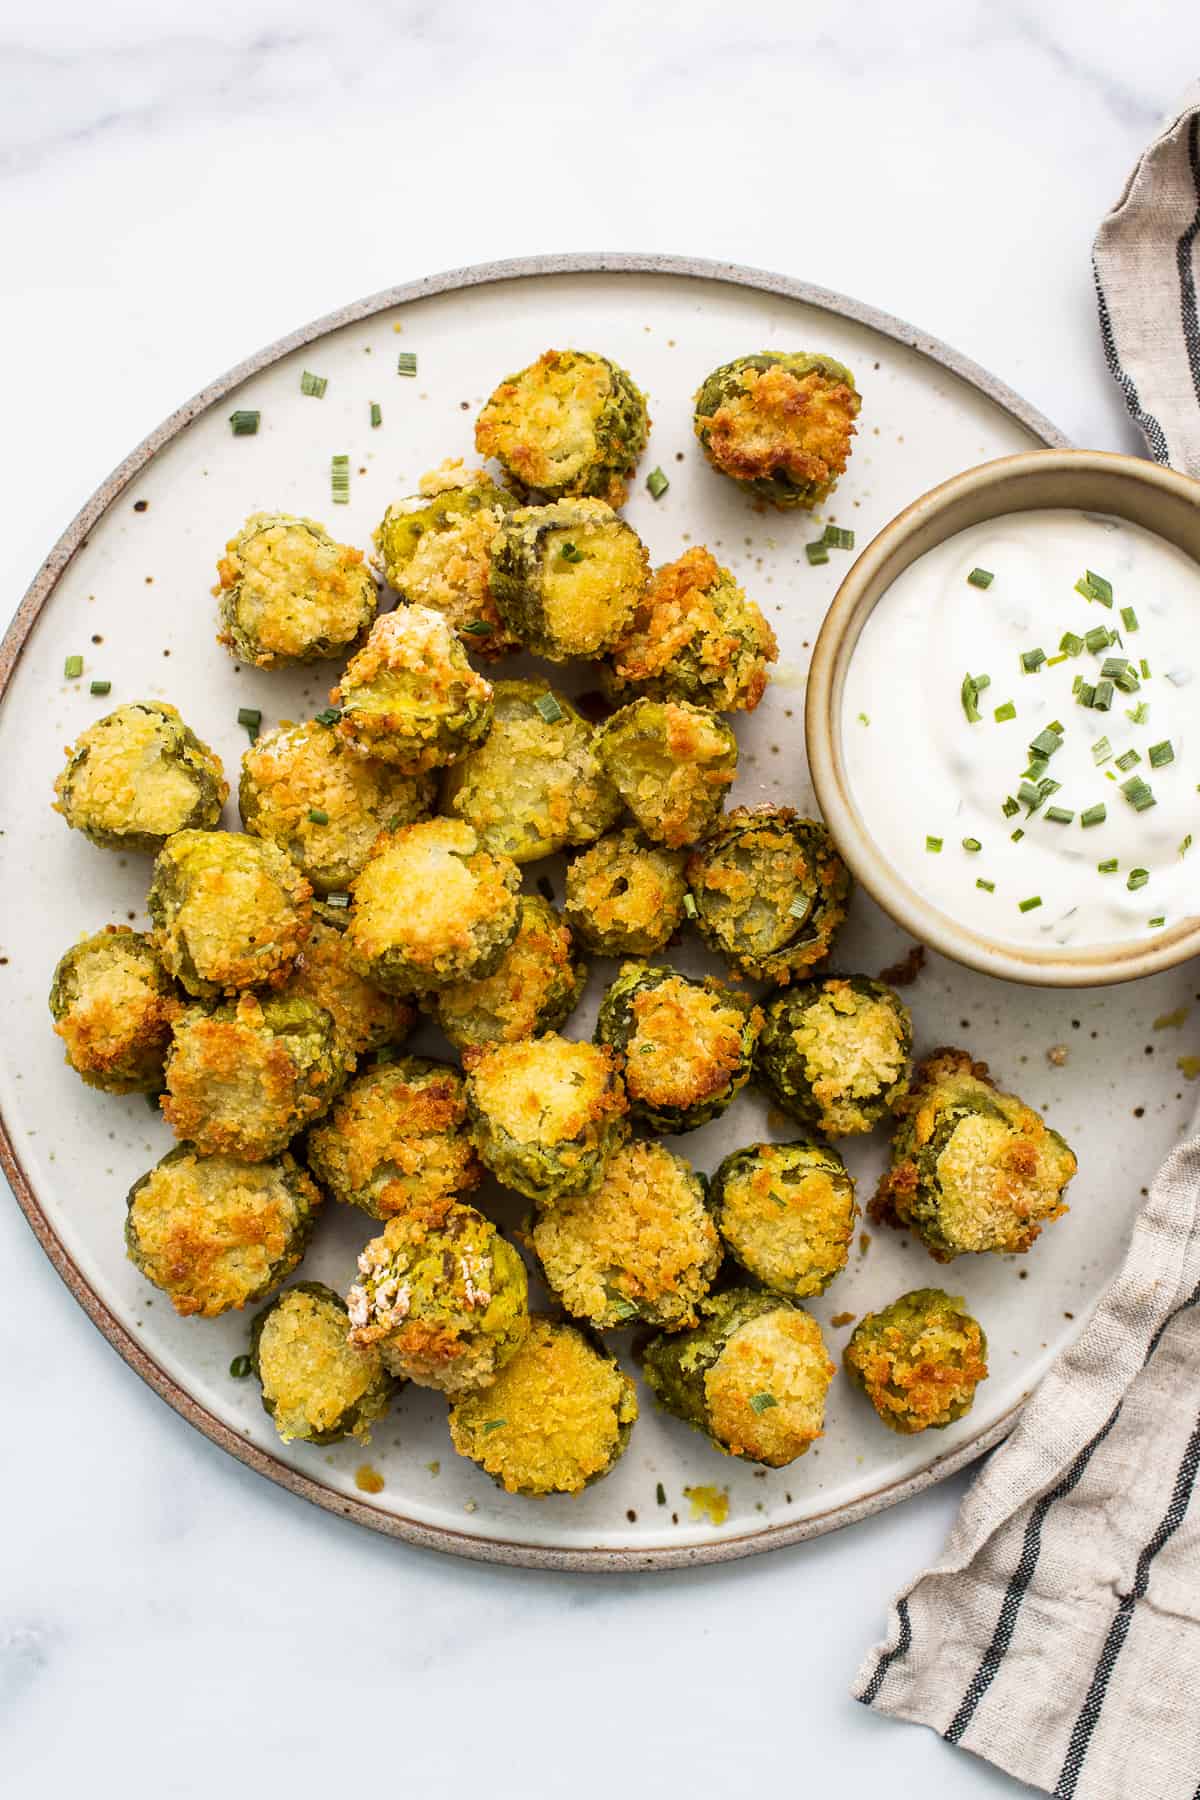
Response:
925,835,943,853
1092,736,1112,765
1021,648,1046,674
1081,803,1107,828
1149,740,1174,768
1127,868,1150,891
1098,858,1118,873
976,877,995,892
1121,776,1156,811
962,837,982,853
1120,607,1139,632
961,672,991,723
1115,749,1140,772
1045,806,1074,825
1018,896,1043,913
994,700,1016,723
1059,632,1084,657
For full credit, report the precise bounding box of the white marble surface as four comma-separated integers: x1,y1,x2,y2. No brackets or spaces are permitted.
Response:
1,4,1194,1794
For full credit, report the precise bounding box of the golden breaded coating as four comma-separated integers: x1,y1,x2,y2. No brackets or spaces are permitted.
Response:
347,817,521,994
330,605,494,771
475,349,649,507
595,962,761,1135
126,1144,320,1318
757,977,912,1137
595,699,737,848
346,1197,529,1394
530,1138,721,1331
871,1047,1077,1261
693,353,861,509
430,895,586,1052
53,701,227,854
281,919,414,1070
239,717,435,895
306,1056,481,1219
49,926,180,1094
710,1141,857,1299
250,1282,395,1445
442,678,622,864
687,806,850,984
844,1288,988,1435
564,829,688,957
464,1033,629,1204
490,499,650,661
216,512,377,669
161,992,342,1161
606,546,778,713
147,829,313,999
374,460,521,657
449,1316,638,1495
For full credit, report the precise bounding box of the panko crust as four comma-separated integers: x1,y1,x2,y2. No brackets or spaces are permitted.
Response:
161,991,342,1162
373,461,521,657
126,1144,320,1318
489,498,650,662
306,1056,481,1219
643,1288,835,1468
49,926,180,1093
430,894,586,1052
347,817,521,994
250,1282,396,1446
594,699,737,849
595,962,761,1135
330,605,494,772
216,512,377,668
687,806,850,983
441,679,622,865
871,1047,1077,1261
693,353,861,509
346,1198,529,1395
147,829,313,999
564,829,688,957
281,919,414,1070
844,1288,988,1434
449,1316,638,1496
709,1140,857,1299
475,349,649,507
239,717,435,895
605,546,778,713
53,701,227,854
464,1033,629,1204
757,976,912,1137
529,1138,721,1332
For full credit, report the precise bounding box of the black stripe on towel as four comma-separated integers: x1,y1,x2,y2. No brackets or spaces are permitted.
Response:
858,1597,912,1707
1093,260,1172,463
1177,113,1200,409
1054,1405,1200,1798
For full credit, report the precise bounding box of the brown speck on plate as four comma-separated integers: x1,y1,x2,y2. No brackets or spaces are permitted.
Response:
830,1311,856,1328
880,943,926,987
133,500,149,513
1047,1044,1069,1066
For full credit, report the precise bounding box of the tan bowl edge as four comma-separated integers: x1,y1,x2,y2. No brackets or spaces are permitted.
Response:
806,449,1200,988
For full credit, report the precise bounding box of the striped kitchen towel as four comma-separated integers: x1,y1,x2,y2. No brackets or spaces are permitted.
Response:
852,91,1200,1798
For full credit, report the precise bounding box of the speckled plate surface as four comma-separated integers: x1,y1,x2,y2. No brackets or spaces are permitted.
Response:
3,254,1195,1570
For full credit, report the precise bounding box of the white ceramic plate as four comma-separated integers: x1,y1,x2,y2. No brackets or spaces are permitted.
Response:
4,255,1194,1570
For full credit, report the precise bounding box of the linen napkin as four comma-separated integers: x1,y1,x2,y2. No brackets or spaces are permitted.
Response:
852,84,1200,1800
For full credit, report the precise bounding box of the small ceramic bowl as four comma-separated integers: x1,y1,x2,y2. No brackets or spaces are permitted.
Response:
805,449,1200,987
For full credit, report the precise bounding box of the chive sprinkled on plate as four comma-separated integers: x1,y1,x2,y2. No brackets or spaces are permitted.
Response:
331,453,350,504
1127,868,1150,891
89,679,111,696
646,467,669,499
229,1355,252,1379
805,540,830,566
925,835,943,853
229,409,260,435
237,706,261,742
1011,827,1025,842
300,370,327,397
967,567,994,589
994,700,1016,723
63,654,83,679
962,837,982,852
1081,803,1107,828
534,692,564,724
656,1482,667,1506
397,351,418,376
370,401,382,427
823,524,855,549
1149,739,1174,768
1018,895,1043,913
976,877,995,892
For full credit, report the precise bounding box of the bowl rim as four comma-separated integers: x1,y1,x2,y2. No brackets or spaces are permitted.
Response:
805,447,1200,988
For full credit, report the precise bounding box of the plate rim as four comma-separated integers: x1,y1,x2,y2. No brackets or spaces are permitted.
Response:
0,250,1065,1570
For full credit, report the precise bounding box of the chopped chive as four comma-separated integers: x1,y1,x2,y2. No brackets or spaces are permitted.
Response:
1127,868,1150,891
994,700,1016,723
1021,648,1046,674
749,1392,778,1413
967,567,994,589
656,1482,667,1506
308,808,329,826
331,453,350,504
229,409,260,435
1149,915,1166,928
534,691,565,725
1029,726,1063,759
1084,626,1112,655
646,466,669,499
1011,827,1025,842
1098,858,1119,873
314,707,341,726
1076,682,1096,708
325,891,350,909
682,892,698,919
63,654,83,679
370,401,382,428
1166,667,1193,687
1092,736,1112,765
482,1418,507,1434
1121,776,1156,812
1023,757,1049,782
925,835,943,853
461,619,493,636
1149,740,1174,768
1080,803,1107,828
788,897,811,920
300,370,327,397
823,524,855,549
1181,835,1193,859
229,1355,252,1379
89,678,111,696
1045,806,1075,824
1059,631,1085,656
396,351,418,377
857,711,870,726
961,672,990,723
805,540,830,566
237,706,262,741
1045,652,1068,667
559,542,584,563
1076,570,1113,605
1102,656,1140,693
1018,896,1043,913
976,877,995,892
962,837,982,853
1002,795,1020,819
1120,606,1139,631
1140,658,1151,679
1115,748,1141,772
1092,680,1114,712
1126,701,1150,725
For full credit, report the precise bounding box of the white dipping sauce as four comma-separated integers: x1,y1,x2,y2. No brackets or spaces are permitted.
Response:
842,509,1200,948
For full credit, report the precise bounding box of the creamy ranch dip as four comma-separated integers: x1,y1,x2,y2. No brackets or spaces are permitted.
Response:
842,509,1200,948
